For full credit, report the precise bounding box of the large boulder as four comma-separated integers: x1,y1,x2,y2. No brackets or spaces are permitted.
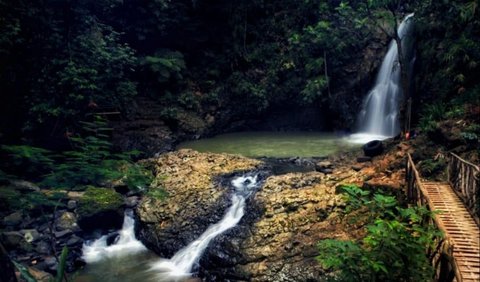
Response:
137,149,262,257
77,187,124,232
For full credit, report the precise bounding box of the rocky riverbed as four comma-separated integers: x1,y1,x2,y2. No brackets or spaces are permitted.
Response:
136,145,409,281
1,140,412,281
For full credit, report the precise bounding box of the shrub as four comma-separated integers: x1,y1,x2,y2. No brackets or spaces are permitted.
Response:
317,185,441,282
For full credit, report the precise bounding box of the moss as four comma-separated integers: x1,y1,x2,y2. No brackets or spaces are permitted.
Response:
77,186,123,218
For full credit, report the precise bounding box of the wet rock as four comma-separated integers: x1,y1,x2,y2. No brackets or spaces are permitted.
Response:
357,156,372,162
27,266,54,282
125,196,139,208
55,212,79,231
351,164,363,171
1,231,25,249
66,235,83,247
20,229,41,243
315,161,334,173
35,241,51,255
54,229,73,239
137,149,262,257
3,211,23,226
77,187,124,232
67,200,77,210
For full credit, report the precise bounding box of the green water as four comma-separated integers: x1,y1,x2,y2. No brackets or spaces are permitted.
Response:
177,131,355,158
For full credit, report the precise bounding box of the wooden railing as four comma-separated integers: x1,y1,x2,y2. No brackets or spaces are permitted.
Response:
406,154,461,282
448,152,480,226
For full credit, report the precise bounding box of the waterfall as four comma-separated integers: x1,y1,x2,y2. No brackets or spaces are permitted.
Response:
350,13,415,144
82,211,147,263
150,174,260,281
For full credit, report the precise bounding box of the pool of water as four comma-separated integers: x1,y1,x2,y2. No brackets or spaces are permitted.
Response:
177,131,356,158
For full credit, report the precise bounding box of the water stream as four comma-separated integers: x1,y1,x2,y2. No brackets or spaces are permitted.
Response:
150,174,259,281
349,13,415,144
77,174,261,282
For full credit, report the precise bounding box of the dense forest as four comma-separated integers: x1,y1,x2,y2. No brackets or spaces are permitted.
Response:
1,0,478,146
0,0,478,281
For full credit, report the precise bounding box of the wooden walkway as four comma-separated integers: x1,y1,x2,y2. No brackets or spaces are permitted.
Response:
406,153,480,282
422,182,480,282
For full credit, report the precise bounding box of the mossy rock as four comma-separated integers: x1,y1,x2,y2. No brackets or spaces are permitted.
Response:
77,187,124,232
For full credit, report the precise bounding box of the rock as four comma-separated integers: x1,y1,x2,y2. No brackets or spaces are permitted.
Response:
66,235,83,247
55,212,79,231
67,200,77,210
315,161,334,173
356,156,372,163
54,229,73,239
77,187,124,232
351,165,363,171
3,211,23,226
125,196,140,208
1,231,25,249
35,241,51,255
20,229,41,243
137,150,262,257
27,266,53,282
9,180,40,192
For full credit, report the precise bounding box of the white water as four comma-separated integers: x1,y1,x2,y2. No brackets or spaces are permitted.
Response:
150,174,259,281
82,212,147,263
349,13,415,144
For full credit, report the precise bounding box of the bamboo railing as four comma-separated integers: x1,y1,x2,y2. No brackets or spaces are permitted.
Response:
447,152,480,227
406,154,461,282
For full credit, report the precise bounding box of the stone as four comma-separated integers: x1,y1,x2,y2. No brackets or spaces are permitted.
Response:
9,180,40,192
351,165,363,171
357,156,372,163
67,200,77,210
66,235,83,247
3,211,22,226
27,267,53,282
54,229,73,239
125,196,140,208
77,187,124,232
1,231,24,248
20,229,41,243
35,241,51,255
55,212,78,231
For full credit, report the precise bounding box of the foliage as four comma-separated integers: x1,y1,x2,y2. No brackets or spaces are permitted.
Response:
0,145,54,177
0,186,65,215
418,158,447,179
317,185,441,282
42,116,152,190
13,246,69,282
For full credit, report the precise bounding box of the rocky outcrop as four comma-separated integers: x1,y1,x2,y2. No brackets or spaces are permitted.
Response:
136,148,406,281
137,149,263,257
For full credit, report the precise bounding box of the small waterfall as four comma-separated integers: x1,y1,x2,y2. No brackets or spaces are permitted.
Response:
150,174,260,281
350,13,415,144
82,211,147,263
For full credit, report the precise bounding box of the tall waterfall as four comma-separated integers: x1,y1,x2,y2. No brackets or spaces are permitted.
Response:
150,174,260,281
350,13,415,144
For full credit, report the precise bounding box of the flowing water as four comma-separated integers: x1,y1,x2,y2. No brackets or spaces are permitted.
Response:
150,174,259,281
177,131,355,158
77,175,261,282
350,13,415,144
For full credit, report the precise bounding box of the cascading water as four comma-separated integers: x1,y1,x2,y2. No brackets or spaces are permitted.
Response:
82,211,147,263
350,13,415,144
150,174,260,281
